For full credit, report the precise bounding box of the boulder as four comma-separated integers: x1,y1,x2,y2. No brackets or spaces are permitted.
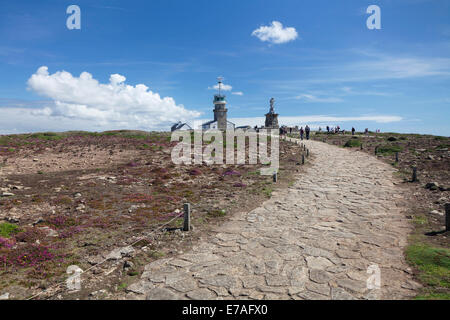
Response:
106,246,135,260
0,192,15,197
425,182,439,190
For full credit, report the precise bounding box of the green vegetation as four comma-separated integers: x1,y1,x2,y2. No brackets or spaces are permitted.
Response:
415,292,450,300
207,209,226,217
375,145,402,155
262,185,273,198
29,132,64,141
0,222,22,238
343,139,362,148
148,250,165,259
118,283,128,291
412,215,428,226
406,244,450,290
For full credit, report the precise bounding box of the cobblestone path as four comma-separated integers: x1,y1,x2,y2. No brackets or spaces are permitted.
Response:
126,139,419,300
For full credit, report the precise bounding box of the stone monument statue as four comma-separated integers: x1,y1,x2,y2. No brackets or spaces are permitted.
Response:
265,97,279,129
269,98,275,113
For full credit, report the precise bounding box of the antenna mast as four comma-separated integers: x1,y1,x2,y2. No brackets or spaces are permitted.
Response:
217,76,224,96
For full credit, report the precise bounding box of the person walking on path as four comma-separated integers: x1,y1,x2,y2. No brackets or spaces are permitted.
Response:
299,127,304,140
352,127,355,135
305,125,310,140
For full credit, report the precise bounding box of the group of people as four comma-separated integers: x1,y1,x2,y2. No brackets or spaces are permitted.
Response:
323,125,361,136
299,125,310,140
278,125,381,139
279,126,288,137
279,125,310,140
325,125,343,134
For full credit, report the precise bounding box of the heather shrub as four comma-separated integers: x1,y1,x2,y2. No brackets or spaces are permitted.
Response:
189,168,202,176
15,227,45,243
0,237,15,248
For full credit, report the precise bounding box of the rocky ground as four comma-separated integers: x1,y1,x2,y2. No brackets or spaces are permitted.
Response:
114,137,418,300
308,131,449,299
0,130,447,300
0,130,305,300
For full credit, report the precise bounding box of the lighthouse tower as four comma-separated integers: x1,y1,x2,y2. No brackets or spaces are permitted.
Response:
201,77,235,131
213,77,228,130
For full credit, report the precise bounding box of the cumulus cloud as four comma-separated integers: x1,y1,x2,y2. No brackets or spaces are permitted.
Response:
252,21,298,44
208,83,232,91
232,91,244,96
26,66,201,130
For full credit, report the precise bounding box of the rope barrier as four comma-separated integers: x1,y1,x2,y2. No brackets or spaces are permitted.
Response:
26,211,185,300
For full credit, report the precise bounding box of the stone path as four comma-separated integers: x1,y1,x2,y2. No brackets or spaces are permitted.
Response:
126,139,419,300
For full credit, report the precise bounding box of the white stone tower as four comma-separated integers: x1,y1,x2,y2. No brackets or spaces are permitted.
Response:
213,77,228,131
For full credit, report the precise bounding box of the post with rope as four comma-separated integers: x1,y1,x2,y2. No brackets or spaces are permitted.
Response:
412,167,417,182
183,203,191,231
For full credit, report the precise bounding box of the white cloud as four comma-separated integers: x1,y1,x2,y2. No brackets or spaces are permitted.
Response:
232,91,244,96
339,86,391,97
208,83,232,91
26,66,201,130
251,21,298,44
295,94,343,103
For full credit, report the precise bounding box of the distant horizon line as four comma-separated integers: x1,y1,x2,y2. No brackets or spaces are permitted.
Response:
0,128,448,138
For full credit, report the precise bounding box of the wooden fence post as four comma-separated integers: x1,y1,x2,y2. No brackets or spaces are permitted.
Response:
273,171,277,183
412,167,417,182
302,154,305,165
395,152,399,163
183,203,191,231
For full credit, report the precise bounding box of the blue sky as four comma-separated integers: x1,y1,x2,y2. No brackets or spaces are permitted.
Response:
0,0,449,135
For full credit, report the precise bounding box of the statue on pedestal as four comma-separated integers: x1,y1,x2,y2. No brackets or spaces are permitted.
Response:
269,98,275,113
265,97,279,129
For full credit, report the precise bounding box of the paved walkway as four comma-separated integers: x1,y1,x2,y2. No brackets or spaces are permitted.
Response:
125,139,419,300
